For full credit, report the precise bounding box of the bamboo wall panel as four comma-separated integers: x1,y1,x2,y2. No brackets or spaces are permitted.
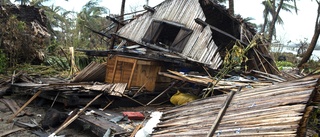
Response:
152,76,319,137
117,0,222,69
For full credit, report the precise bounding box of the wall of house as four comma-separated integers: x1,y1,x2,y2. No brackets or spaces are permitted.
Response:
105,55,161,91
117,0,222,69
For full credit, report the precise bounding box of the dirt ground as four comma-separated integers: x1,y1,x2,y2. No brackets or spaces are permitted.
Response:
0,95,99,137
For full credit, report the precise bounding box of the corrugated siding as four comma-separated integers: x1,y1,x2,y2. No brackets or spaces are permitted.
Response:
117,0,221,69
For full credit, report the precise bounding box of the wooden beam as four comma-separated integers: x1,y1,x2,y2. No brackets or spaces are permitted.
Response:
206,87,240,137
49,93,103,137
102,100,114,111
106,16,125,26
146,80,179,106
111,57,118,83
143,5,155,13
0,128,24,137
7,90,42,123
194,18,247,45
128,60,137,89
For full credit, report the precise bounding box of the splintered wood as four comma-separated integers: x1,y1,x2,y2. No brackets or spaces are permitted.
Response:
159,70,280,93
152,75,320,137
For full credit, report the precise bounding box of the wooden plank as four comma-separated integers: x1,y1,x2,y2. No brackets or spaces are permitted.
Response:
7,90,42,123
128,60,137,89
0,98,25,117
111,56,118,83
49,93,103,137
0,127,24,136
207,89,237,137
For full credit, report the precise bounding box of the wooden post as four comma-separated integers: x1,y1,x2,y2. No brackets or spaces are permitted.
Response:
7,90,42,123
206,87,240,137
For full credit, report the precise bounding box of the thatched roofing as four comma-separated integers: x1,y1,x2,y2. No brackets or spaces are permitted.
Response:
152,75,320,136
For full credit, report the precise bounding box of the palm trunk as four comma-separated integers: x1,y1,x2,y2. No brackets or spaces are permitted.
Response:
120,0,126,21
261,12,269,33
267,0,284,43
228,0,234,16
298,1,320,68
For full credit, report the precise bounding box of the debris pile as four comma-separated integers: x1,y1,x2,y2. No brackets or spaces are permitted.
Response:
0,0,319,137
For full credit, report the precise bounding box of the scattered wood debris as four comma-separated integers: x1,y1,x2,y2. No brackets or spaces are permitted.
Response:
152,75,320,136
1,0,319,137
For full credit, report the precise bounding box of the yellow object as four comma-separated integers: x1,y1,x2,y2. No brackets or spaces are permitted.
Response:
170,90,198,105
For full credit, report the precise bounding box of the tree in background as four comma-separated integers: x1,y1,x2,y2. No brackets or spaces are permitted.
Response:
14,0,29,5
215,0,234,16
75,0,109,49
298,0,320,68
261,0,297,43
120,0,126,21
0,0,12,5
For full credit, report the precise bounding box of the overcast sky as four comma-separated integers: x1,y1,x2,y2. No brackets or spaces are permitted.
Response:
43,0,318,44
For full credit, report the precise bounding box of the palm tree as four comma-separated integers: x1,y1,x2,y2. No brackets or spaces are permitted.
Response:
120,0,126,21
14,0,29,5
75,0,109,49
298,0,320,68
228,0,234,15
262,0,298,42
215,0,234,16
0,0,12,5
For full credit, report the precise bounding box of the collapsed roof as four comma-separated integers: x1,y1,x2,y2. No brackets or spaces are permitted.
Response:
93,0,277,74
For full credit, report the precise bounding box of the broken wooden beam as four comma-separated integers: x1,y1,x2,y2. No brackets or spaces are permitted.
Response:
0,98,26,117
146,80,179,106
0,127,24,137
106,16,125,26
194,18,247,45
143,5,155,13
49,93,103,137
7,90,42,123
206,88,239,137
102,100,114,111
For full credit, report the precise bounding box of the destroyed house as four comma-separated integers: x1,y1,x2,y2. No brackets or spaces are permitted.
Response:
84,0,277,91
113,0,266,69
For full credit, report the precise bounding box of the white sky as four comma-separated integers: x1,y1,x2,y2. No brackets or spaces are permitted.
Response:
44,0,318,44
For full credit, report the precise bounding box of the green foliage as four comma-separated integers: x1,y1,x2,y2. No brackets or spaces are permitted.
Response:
0,50,8,73
203,35,263,98
45,56,70,70
16,20,26,30
8,63,68,77
276,61,295,70
276,61,294,70
2,0,111,76
308,107,320,136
